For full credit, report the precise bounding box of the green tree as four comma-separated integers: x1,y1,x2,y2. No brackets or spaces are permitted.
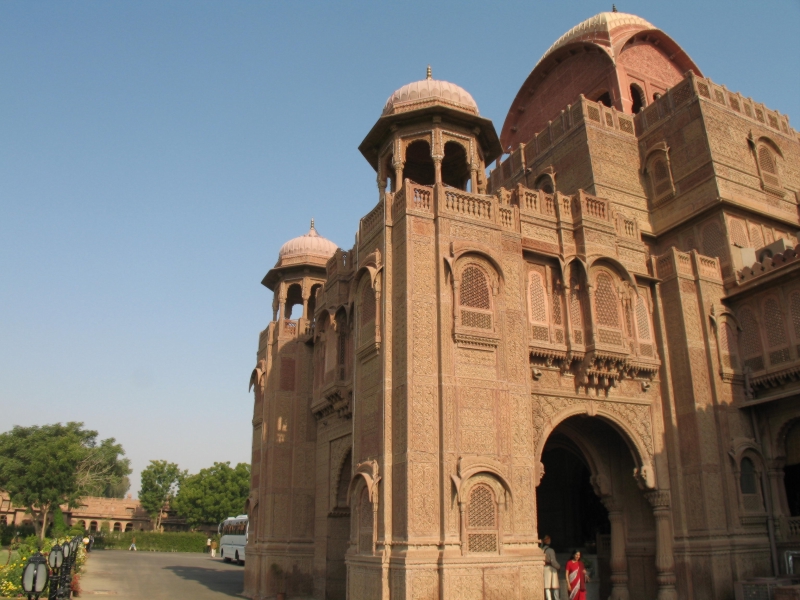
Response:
75,436,132,498
172,462,250,527
0,422,130,540
139,460,186,531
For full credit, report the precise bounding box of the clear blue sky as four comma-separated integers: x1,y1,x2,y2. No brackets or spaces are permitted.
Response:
1,1,798,499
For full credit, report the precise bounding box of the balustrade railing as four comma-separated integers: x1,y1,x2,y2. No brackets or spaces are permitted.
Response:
283,320,298,337
360,199,383,240
443,188,492,221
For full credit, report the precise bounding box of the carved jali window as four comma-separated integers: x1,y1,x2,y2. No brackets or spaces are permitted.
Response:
569,275,584,345
646,149,675,205
719,322,739,370
763,297,790,365
729,219,749,248
529,272,549,342
739,306,765,372
459,265,492,330
702,221,726,261
790,292,800,346
594,272,623,347
359,281,376,345
750,225,765,250
757,145,782,194
466,484,498,553
358,487,373,555
739,457,764,513
636,294,654,357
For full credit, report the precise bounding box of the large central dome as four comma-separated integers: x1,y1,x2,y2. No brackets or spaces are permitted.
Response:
382,67,479,117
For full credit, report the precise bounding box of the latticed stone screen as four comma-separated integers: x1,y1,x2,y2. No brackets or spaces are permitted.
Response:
360,283,376,325
468,533,497,553
461,310,492,329
461,266,491,309
467,484,497,553
730,219,749,248
790,293,800,339
750,226,764,250
758,147,776,174
702,222,726,260
636,296,650,340
595,274,620,328
551,283,562,325
739,306,764,372
529,273,547,323
468,486,495,527
358,488,372,555
764,298,788,348
720,322,738,369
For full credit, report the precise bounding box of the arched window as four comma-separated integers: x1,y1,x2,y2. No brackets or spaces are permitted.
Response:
466,484,498,553
459,265,492,330
594,273,623,347
529,271,548,342
360,283,375,326
404,140,435,186
358,487,372,555
647,152,674,203
757,144,782,192
764,298,787,348
0,515,7,526
729,219,749,248
90,521,98,532
630,84,645,113
569,273,584,345
534,174,554,194
113,522,121,532
719,322,739,369
442,141,470,190
789,292,800,339
750,225,764,250
739,306,764,372
740,457,757,494
125,523,133,532
764,297,790,365
594,91,612,108
702,221,726,260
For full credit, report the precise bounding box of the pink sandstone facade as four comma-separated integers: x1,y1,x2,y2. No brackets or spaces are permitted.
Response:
245,11,800,600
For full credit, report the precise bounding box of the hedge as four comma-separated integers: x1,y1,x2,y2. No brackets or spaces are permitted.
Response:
92,531,212,553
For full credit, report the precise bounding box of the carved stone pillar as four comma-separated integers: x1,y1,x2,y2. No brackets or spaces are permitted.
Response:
601,497,630,600
393,160,404,190
433,156,443,184
645,490,677,600
470,165,478,192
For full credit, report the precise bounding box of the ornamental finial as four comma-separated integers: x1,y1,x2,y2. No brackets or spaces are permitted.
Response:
310,218,315,230
426,65,432,80
612,4,618,12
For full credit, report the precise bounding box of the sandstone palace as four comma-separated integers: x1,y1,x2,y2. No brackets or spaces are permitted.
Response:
243,11,800,600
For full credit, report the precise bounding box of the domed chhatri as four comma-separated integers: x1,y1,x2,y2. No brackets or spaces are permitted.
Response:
262,219,338,291
382,66,479,117
278,219,338,263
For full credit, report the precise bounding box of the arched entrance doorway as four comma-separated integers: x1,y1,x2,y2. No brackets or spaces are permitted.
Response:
537,415,659,600
326,450,351,600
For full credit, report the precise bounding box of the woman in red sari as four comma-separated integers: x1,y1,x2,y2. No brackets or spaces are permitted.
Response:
565,549,588,600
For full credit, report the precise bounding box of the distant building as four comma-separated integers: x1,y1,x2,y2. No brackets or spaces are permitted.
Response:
0,492,177,532
245,10,800,600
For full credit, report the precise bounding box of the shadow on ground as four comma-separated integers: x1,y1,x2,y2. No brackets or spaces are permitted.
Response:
163,563,244,597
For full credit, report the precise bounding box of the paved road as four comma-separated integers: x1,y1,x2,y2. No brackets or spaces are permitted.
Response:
79,550,244,598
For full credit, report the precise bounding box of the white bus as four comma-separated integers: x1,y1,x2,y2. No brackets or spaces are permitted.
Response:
218,515,248,565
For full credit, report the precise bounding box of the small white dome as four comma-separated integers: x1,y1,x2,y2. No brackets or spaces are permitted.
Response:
278,220,338,262
382,68,479,116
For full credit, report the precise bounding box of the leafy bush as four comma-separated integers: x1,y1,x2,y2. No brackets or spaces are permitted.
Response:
0,524,35,547
92,531,209,553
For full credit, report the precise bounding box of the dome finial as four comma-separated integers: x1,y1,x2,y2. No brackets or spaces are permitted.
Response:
310,218,315,230
612,4,618,12
426,65,432,80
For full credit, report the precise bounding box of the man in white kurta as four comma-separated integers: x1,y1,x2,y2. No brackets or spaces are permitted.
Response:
541,535,561,600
